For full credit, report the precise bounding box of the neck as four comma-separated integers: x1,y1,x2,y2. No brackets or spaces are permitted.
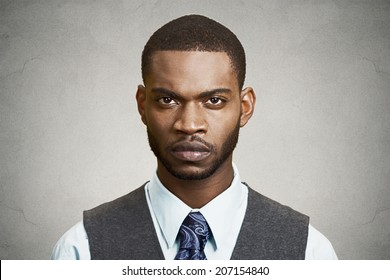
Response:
157,159,234,208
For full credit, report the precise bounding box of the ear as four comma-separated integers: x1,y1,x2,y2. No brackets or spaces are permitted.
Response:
136,85,147,125
239,87,256,127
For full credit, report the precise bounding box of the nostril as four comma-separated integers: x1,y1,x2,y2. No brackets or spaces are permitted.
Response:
173,106,208,135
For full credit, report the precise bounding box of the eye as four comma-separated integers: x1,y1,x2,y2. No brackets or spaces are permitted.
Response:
206,97,224,105
158,97,176,105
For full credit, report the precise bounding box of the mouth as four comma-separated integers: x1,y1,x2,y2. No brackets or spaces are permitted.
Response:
170,141,211,162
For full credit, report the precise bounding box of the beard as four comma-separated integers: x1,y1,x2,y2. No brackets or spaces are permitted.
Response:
147,120,240,180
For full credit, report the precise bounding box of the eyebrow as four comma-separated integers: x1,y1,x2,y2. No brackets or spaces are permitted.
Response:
151,87,232,99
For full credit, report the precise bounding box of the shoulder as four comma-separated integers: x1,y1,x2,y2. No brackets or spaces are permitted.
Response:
306,224,338,259
83,184,148,223
246,186,309,224
51,221,90,260
81,182,162,259
232,185,309,259
52,184,152,260
85,185,146,214
246,187,337,259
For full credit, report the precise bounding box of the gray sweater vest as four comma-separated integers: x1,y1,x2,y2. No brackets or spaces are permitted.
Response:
84,183,309,260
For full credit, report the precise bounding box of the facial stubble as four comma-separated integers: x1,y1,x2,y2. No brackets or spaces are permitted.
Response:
147,119,240,180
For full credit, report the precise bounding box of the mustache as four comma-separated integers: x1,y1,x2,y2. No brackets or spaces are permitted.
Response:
167,135,215,152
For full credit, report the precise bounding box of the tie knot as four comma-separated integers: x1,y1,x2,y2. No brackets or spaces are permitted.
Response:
175,212,211,260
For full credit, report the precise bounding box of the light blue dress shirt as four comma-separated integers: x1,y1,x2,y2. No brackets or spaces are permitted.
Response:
51,165,338,260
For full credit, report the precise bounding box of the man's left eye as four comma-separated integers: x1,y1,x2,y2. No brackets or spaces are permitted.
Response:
207,97,223,105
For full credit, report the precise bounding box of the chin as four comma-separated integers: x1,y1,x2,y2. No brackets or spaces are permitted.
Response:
165,161,222,181
171,171,213,181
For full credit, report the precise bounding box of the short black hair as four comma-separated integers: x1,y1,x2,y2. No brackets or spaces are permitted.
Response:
141,14,246,89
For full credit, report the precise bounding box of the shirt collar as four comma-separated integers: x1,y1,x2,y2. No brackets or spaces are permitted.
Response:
147,163,246,250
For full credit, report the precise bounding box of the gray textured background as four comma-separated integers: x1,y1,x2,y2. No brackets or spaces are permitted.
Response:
1,0,389,259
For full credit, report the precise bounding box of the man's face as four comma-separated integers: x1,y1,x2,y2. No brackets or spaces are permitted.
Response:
137,51,246,180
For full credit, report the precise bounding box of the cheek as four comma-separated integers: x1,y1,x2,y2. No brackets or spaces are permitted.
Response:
145,110,172,135
207,111,240,140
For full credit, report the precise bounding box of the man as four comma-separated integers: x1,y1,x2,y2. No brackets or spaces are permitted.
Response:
52,14,337,260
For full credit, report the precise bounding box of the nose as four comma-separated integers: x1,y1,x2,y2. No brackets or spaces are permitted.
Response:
173,102,207,135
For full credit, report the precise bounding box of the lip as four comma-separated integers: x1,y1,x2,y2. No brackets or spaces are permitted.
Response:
170,141,211,162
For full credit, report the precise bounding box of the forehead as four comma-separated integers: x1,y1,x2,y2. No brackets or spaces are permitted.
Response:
145,51,238,91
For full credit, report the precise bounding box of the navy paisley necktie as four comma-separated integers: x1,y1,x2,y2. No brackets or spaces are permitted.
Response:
175,212,211,260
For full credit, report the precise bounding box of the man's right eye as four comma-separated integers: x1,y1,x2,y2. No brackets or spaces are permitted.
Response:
158,97,176,105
